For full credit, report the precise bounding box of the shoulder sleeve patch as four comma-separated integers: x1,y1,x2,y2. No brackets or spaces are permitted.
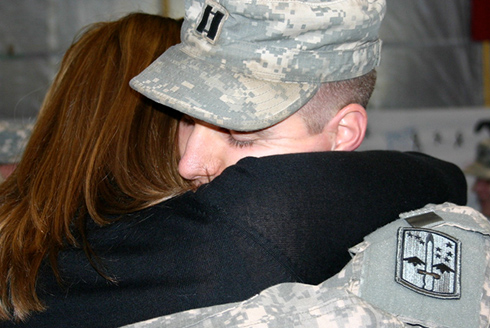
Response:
395,227,461,299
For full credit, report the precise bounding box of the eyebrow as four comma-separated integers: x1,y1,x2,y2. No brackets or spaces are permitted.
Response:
183,115,273,139
230,127,272,139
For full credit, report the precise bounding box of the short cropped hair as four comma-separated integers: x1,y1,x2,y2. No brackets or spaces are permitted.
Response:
297,69,377,134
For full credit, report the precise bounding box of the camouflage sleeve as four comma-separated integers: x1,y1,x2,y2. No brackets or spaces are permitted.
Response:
122,283,408,328
122,203,490,328
327,202,490,328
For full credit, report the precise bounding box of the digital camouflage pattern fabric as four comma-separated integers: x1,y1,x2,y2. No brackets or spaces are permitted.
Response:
131,0,385,131
123,203,490,328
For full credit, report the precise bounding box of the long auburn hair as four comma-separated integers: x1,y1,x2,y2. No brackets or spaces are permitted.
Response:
0,13,189,321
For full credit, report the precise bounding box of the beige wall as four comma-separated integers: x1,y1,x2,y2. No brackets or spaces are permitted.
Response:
162,0,184,19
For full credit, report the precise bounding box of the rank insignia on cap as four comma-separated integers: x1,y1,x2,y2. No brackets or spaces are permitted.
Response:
195,1,228,44
395,227,461,299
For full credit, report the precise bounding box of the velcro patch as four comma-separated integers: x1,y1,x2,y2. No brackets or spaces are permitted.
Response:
195,1,228,44
395,227,461,299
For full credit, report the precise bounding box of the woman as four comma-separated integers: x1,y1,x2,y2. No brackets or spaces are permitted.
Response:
0,13,188,323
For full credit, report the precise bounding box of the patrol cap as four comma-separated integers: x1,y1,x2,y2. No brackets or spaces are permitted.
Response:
130,0,385,131
465,138,490,179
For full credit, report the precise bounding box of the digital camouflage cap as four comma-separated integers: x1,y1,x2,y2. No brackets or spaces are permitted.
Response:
131,0,386,131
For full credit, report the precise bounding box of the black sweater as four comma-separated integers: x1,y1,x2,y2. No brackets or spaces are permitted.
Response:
3,151,467,328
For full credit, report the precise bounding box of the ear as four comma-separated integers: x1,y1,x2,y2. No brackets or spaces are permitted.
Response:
324,104,367,151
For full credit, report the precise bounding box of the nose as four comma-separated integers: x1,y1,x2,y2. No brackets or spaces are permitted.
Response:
178,123,225,185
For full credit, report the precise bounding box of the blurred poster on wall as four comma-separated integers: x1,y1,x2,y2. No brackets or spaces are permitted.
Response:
359,107,490,209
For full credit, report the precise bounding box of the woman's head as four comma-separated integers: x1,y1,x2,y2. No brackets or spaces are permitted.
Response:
29,13,187,215
0,13,188,321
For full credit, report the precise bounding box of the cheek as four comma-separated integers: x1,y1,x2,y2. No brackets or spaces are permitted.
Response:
220,145,279,167
224,148,257,166
288,135,333,154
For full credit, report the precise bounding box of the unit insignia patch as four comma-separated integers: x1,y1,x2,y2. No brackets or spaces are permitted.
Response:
395,227,461,299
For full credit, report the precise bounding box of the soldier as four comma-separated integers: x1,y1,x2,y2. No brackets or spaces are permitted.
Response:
127,0,489,326
131,0,384,186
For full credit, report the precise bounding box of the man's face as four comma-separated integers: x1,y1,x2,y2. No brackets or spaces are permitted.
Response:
473,177,490,217
178,112,335,186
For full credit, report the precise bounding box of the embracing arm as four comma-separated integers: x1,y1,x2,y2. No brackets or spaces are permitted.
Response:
194,150,467,282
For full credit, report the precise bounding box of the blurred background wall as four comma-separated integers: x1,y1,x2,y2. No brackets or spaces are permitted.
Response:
0,0,489,208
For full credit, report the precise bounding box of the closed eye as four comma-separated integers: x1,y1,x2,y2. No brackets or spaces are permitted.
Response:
227,134,255,148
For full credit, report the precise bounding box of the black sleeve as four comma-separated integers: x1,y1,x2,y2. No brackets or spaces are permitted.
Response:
10,151,465,328
194,150,467,283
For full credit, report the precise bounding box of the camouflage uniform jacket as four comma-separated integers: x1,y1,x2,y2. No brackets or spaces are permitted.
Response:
124,203,490,328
